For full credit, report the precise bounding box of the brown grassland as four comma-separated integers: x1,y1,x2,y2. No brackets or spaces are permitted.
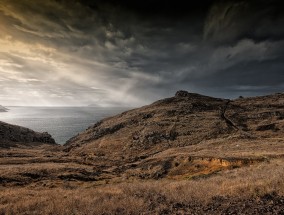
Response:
0,159,283,214
0,144,283,214
1,92,284,214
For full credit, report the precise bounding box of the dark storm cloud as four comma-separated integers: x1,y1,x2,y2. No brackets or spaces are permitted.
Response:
0,0,283,106
121,0,284,99
106,0,284,100
204,0,284,43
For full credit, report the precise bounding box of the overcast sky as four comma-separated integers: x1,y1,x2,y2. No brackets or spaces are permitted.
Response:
0,0,283,106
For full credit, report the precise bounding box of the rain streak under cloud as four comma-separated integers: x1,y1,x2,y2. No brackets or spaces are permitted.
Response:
0,0,284,106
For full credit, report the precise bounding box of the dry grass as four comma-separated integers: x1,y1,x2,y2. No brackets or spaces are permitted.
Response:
0,158,283,215
2,92,284,214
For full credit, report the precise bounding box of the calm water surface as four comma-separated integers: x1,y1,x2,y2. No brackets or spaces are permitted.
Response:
0,107,130,144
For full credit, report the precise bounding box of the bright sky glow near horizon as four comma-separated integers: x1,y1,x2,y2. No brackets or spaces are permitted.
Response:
0,0,284,106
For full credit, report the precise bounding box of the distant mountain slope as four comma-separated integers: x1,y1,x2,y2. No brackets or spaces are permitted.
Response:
0,121,56,148
0,105,8,112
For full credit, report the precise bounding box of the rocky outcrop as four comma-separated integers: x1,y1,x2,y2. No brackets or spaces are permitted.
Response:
0,121,56,148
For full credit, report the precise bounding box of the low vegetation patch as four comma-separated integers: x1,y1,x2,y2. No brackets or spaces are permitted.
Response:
0,159,283,214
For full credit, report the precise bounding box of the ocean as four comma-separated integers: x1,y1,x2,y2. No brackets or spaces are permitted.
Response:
0,106,131,144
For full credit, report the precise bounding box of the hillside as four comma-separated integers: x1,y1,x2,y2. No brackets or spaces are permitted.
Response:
64,91,284,180
0,91,284,214
0,121,56,148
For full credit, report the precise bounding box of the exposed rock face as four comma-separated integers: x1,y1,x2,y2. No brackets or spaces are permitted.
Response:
0,121,56,148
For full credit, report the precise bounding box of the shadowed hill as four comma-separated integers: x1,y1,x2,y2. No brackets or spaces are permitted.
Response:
0,121,56,148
